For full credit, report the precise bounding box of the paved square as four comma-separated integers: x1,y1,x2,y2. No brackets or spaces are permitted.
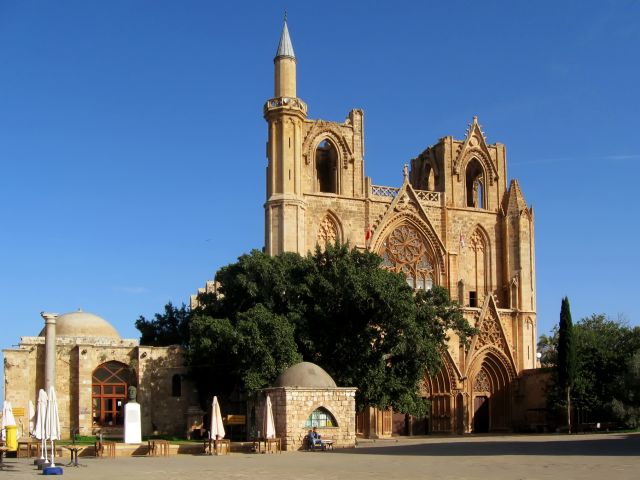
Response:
2,433,638,480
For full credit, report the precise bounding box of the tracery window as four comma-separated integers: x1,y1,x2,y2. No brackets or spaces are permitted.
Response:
474,369,491,392
380,224,435,290
317,215,338,246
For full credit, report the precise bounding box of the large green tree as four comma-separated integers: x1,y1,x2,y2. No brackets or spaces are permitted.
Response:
557,297,576,432
138,244,475,417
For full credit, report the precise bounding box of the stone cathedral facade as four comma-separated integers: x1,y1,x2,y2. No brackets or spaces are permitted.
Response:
264,20,539,435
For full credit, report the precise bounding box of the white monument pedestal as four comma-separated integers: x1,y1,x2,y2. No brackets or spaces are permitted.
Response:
124,402,142,444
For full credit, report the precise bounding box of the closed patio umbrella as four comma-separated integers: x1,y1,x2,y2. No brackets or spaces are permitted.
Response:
1,401,16,441
27,400,35,437
35,389,48,461
263,395,276,439
45,387,61,467
210,396,225,440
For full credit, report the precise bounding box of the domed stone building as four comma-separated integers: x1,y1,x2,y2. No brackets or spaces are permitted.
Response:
3,310,199,439
256,362,356,451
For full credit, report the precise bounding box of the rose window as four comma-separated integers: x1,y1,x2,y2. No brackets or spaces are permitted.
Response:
381,225,435,290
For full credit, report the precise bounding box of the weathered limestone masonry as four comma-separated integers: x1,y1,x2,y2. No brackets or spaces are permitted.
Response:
3,311,197,439
257,387,356,451
262,19,539,435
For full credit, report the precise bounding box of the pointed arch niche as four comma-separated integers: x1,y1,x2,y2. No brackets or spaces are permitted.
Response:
315,139,338,193
317,212,341,247
378,222,438,291
465,158,486,209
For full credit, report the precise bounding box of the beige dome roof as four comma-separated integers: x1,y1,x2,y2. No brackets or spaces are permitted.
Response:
39,310,120,339
273,362,337,388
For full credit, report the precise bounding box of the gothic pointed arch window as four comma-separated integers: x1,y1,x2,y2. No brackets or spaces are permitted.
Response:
469,228,490,306
315,139,338,193
465,158,486,208
380,224,436,290
317,214,339,247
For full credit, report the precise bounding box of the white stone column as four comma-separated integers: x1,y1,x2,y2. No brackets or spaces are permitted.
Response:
41,312,58,391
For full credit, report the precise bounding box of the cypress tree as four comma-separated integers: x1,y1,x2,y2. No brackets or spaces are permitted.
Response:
557,296,576,433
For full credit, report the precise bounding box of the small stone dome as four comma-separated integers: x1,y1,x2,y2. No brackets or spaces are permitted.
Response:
273,362,337,388
38,310,120,339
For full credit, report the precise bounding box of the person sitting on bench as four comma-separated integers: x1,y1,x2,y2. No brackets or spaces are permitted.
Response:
309,427,324,450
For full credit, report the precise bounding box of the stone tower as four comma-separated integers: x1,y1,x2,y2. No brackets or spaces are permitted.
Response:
260,20,537,434
264,19,308,255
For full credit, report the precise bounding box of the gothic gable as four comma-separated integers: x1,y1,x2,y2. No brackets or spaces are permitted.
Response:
467,295,517,376
369,177,446,275
453,117,499,185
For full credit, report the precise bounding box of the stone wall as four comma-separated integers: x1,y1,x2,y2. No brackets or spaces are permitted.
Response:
257,387,356,451
3,337,196,439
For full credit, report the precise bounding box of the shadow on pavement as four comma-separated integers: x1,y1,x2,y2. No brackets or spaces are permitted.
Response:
337,434,640,457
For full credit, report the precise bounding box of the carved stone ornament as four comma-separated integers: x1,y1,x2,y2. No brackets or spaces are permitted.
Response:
476,312,508,352
317,215,338,246
474,369,491,392
469,229,485,252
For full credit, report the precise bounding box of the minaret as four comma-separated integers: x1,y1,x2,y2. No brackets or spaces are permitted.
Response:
264,16,308,255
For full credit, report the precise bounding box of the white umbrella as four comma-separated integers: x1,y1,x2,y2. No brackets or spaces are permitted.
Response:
28,400,36,437
263,395,276,439
210,396,225,440
35,389,48,461
1,401,16,441
45,387,61,467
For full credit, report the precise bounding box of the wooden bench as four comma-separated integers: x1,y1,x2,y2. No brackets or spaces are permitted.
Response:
305,435,333,451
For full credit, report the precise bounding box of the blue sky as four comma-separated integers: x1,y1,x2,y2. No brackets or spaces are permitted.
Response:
1,1,639,397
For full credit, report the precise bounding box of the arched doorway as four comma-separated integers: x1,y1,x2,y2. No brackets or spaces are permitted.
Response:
92,361,136,427
470,351,514,432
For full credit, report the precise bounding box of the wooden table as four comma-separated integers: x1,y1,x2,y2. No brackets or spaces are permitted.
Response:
148,439,170,456
17,439,39,458
203,438,231,455
253,437,281,454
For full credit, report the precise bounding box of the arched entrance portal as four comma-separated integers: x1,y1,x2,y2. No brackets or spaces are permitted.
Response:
92,361,136,427
470,351,514,432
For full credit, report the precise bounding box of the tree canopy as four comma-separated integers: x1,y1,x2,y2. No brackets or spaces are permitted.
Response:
135,302,190,347
138,243,475,417
538,312,640,428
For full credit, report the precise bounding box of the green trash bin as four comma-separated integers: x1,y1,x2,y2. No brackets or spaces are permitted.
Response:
5,425,18,451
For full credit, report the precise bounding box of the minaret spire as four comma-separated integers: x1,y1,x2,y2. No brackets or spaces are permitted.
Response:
273,13,297,98
275,13,296,60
